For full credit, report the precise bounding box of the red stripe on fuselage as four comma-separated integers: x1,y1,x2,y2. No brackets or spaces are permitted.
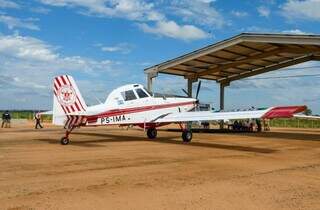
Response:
86,101,195,122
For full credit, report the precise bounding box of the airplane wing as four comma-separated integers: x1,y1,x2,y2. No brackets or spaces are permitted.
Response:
293,114,320,120
155,106,306,123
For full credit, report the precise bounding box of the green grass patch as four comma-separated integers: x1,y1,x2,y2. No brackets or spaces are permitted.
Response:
0,110,52,121
270,118,320,129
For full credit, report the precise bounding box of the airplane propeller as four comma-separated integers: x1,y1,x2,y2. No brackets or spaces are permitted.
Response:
181,80,202,99
180,80,203,111
195,80,202,100
181,88,189,97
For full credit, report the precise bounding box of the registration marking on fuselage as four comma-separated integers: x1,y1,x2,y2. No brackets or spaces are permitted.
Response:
100,115,127,124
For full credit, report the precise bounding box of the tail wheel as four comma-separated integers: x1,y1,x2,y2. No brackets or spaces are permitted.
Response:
60,137,70,145
182,130,192,142
147,128,157,139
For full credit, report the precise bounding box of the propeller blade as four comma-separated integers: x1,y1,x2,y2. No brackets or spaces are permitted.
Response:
195,80,202,99
181,88,189,96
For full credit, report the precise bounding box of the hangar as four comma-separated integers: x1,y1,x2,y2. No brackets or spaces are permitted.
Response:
144,33,320,114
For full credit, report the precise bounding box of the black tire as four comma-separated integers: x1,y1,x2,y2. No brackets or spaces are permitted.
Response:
60,137,70,145
147,128,157,139
182,130,192,142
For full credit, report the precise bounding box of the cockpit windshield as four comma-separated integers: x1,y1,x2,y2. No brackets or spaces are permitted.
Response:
135,88,149,98
143,87,153,97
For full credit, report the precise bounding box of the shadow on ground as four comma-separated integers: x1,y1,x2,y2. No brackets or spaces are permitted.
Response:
165,129,320,142
36,131,276,154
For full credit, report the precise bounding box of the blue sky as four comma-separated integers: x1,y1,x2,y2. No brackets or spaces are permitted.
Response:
0,0,320,113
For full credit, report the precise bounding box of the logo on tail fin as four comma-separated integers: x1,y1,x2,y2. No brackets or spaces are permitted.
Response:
57,85,76,106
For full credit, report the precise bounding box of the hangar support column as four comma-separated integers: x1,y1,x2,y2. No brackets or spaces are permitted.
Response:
146,72,158,92
219,82,229,129
187,77,197,97
220,83,227,111
186,77,198,131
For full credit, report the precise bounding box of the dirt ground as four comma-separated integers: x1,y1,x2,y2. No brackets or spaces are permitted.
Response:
1,123,320,210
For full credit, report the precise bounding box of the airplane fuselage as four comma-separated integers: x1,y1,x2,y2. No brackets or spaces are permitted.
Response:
85,96,196,127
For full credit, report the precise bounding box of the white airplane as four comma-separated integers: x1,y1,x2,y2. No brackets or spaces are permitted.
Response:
52,75,307,145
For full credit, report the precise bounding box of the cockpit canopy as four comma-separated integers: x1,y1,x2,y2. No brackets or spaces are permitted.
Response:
105,84,152,106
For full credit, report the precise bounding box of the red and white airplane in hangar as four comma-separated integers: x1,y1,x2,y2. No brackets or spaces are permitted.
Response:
52,75,306,145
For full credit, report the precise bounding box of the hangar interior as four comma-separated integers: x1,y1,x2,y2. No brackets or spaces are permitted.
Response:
144,33,320,113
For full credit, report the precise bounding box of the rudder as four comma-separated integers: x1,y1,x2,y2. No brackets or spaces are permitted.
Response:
53,75,87,125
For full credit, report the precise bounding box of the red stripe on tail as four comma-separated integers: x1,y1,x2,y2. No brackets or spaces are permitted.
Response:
55,77,62,87
65,75,86,111
60,75,67,85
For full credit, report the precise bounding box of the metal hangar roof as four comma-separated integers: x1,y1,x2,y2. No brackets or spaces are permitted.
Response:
144,33,320,85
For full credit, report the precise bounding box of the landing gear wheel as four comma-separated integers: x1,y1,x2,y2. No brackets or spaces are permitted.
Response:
60,137,70,145
147,128,157,139
182,130,192,142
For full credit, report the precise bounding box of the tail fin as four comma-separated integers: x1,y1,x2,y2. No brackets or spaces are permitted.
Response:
52,75,87,125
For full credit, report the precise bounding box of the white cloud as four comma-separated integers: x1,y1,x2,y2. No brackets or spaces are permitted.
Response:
30,7,51,14
39,0,164,21
0,15,40,30
242,26,274,33
0,35,57,61
231,10,248,18
38,0,211,41
169,0,224,28
99,43,134,54
281,0,320,21
0,0,20,9
242,26,309,35
282,29,309,35
139,20,209,41
0,35,120,71
257,6,270,17
0,34,124,109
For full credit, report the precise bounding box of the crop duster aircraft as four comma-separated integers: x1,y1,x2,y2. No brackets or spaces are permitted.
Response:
52,75,306,145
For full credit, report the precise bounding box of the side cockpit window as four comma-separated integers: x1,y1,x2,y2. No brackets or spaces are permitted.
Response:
121,90,137,101
135,88,149,98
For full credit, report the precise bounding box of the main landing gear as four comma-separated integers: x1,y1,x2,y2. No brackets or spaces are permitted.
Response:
146,125,193,143
147,128,157,139
182,130,192,143
179,123,192,143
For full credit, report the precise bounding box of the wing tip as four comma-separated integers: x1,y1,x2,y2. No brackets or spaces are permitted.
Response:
262,105,307,119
